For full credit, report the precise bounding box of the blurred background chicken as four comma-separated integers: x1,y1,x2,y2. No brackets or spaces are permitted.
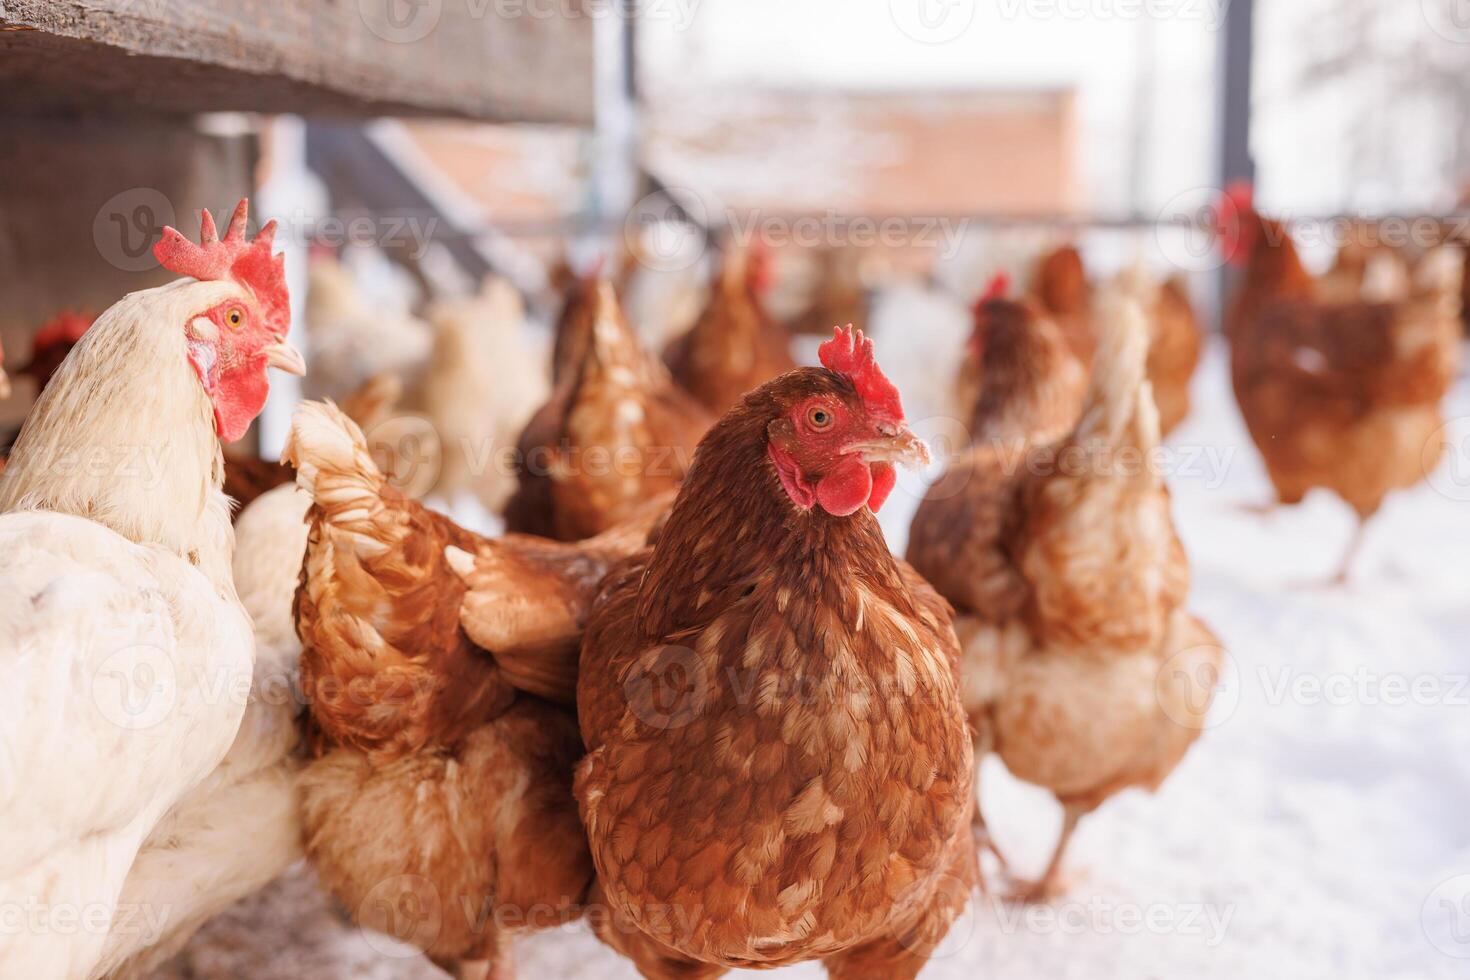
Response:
909,287,1219,902
303,251,433,404
284,399,665,980
1029,244,1097,364
787,243,870,337
663,243,796,415
1223,186,1465,581
421,276,550,516
507,279,711,540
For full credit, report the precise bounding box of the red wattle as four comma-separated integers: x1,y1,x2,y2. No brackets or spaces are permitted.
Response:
212,356,271,443
816,456,873,517
867,463,897,512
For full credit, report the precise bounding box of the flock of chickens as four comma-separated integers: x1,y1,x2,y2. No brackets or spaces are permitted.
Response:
0,187,1463,980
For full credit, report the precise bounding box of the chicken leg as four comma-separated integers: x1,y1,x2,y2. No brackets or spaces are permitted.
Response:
1330,516,1371,585
1006,802,1086,904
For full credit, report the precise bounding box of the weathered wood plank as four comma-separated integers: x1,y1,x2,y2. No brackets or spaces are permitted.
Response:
0,0,593,123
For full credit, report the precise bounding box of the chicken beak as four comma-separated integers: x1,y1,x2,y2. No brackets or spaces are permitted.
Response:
264,340,307,377
847,425,932,471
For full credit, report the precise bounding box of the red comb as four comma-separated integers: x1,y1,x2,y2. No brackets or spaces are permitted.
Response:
33,310,94,353
153,199,289,339
971,272,1010,318
745,240,774,296
1223,180,1254,213
818,325,904,422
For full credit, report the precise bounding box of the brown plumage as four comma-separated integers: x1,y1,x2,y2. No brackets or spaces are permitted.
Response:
507,280,712,541
953,293,1088,449
664,246,797,415
550,266,605,387
910,289,1217,902
1030,245,1096,364
284,400,665,977
576,350,974,980
1226,204,1463,579
1031,248,1204,436
1146,277,1204,435
789,245,868,336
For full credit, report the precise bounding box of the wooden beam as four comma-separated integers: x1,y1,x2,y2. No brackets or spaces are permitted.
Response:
0,0,593,123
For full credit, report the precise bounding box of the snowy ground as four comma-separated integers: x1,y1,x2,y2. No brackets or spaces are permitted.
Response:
155,336,1470,979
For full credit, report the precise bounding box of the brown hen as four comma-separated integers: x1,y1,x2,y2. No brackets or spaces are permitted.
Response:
576,328,975,980
506,279,712,541
910,289,1219,902
664,244,797,415
1225,188,1464,580
789,245,869,337
284,400,664,980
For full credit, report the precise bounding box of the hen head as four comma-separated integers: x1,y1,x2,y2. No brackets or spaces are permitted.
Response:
1034,245,1088,314
153,199,304,441
764,325,928,517
1217,180,1259,267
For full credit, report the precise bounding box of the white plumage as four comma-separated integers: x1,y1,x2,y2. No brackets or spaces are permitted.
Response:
0,276,286,979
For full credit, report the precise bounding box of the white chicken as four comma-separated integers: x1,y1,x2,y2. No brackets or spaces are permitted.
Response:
421,276,549,516
302,252,432,403
0,201,304,980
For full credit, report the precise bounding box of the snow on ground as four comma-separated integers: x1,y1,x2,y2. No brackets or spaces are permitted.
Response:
156,334,1470,979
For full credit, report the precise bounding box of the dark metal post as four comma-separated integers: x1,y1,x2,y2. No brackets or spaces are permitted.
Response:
1217,0,1256,325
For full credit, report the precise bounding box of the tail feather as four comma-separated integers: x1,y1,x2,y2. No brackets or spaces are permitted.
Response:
1074,287,1152,450
281,400,389,556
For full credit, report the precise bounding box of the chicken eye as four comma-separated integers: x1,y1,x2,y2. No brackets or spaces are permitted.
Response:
226,309,243,328
807,406,833,430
